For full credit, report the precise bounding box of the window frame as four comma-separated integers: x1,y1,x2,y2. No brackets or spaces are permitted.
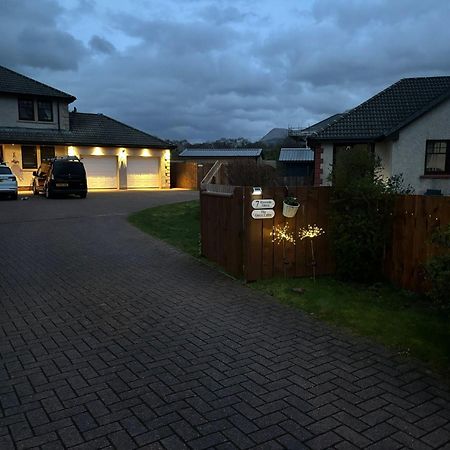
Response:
37,100,53,122
424,140,450,175
18,98,35,121
40,146,55,162
21,145,38,169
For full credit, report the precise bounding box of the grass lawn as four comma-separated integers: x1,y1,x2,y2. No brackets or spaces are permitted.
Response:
128,199,450,378
128,200,200,258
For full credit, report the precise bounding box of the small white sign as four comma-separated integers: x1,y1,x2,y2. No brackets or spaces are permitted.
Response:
252,199,275,209
251,209,275,219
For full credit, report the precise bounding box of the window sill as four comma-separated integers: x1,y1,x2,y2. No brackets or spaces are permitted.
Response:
421,174,450,179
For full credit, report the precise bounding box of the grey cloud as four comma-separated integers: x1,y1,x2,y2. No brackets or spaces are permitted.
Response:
3,0,450,142
17,29,87,70
0,0,87,71
89,35,116,54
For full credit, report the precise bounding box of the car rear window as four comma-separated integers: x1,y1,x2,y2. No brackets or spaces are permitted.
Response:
0,167,12,175
53,162,86,176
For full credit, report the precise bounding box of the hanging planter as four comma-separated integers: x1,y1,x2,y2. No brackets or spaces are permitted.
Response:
283,196,300,218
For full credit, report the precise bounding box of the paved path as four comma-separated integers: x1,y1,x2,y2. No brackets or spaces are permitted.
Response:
1,191,449,449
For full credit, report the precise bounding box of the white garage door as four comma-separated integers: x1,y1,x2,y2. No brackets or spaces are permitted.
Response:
83,156,118,189
127,157,160,188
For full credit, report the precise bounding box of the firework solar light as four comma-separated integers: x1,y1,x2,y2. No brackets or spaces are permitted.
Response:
271,224,296,245
298,224,325,240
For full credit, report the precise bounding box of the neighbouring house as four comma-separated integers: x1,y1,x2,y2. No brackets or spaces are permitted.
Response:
304,77,450,195
277,148,314,186
0,65,172,190
173,148,263,187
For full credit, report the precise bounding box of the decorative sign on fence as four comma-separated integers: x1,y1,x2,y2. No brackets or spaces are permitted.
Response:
252,199,275,209
251,209,275,219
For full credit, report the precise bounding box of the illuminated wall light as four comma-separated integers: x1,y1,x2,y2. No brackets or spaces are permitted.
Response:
93,147,104,155
68,146,76,156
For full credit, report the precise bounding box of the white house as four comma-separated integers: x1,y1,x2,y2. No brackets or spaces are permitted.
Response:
304,77,450,195
0,65,172,190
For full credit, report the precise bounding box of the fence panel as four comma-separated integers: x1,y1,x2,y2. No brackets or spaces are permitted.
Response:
385,194,450,292
242,186,334,281
200,187,243,278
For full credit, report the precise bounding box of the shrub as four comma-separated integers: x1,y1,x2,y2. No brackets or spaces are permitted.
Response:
425,225,450,306
329,147,412,283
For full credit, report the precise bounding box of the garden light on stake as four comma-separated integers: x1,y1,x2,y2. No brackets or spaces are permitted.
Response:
298,225,325,282
271,224,296,278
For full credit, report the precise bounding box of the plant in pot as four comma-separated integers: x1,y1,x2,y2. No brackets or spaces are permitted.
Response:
283,196,300,218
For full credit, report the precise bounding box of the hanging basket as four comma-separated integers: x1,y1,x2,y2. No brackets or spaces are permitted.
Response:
283,201,300,218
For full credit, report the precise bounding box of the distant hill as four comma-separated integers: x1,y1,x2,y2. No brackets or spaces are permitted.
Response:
260,128,288,144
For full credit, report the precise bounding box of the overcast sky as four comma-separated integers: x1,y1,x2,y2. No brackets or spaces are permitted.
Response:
2,0,450,142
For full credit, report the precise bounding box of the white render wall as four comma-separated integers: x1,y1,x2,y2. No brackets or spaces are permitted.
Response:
0,96,70,130
392,97,450,195
71,146,171,189
321,143,334,185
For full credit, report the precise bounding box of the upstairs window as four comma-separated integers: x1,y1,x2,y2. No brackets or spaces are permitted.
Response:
22,146,38,169
425,141,450,175
37,100,53,121
41,146,55,161
18,98,35,121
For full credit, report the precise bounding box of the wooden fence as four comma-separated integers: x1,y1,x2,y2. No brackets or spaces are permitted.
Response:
384,194,450,292
170,161,213,189
200,185,450,292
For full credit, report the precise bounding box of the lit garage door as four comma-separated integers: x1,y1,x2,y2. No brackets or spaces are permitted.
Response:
83,156,118,189
127,157,160,188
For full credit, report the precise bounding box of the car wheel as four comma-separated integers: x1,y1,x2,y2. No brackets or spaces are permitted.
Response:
45,186,53,199
79,192,87,199
11,193,18,200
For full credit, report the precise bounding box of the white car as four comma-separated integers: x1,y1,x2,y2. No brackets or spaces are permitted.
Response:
0,163,18,200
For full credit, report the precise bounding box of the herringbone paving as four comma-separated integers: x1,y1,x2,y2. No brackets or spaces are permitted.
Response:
1,192,449,449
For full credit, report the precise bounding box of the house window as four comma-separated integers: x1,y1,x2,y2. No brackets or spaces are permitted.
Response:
18,98,35,121
21,145,38,169
425,141,450,174
40,146,55,162
37,100,53,121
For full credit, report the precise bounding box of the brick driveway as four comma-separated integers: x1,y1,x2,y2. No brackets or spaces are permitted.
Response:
1,191,449,449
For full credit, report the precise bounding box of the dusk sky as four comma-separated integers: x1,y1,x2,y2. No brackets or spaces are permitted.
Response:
2,0,450,142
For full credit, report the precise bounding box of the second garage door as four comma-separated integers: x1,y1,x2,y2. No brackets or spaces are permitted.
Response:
127,157,160,188
83,156,118,189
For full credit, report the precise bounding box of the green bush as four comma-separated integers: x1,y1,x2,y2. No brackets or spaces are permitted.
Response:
425,225,450,306
329,147,412,283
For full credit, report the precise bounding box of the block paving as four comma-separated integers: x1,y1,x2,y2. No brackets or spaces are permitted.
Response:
1,192,449,449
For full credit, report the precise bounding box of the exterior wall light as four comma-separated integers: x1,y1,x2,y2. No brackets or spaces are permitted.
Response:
252,187,262,196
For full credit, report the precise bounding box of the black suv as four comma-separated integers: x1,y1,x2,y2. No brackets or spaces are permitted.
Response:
33,156,87,198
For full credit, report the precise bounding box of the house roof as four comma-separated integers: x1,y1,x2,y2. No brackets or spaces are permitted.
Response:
179,148,262,158
0,65,76,102
311,76,450,142
300,113,345,135
279,148,314,162
68,112,171,148
0,112,172,149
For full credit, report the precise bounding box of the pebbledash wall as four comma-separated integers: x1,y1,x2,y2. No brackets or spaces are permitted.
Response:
2,143,171,190
318,97,450,195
